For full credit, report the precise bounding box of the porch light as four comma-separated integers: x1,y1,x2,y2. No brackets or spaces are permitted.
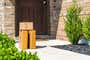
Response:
43,0,47,5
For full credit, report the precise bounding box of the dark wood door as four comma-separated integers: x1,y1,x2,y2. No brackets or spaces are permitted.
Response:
16,0,48,36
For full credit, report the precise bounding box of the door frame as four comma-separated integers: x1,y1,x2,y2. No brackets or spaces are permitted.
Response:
15,0,50,37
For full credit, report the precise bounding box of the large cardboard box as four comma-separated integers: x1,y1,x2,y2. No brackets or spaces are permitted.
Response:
29,30,36,49
19,30,28,49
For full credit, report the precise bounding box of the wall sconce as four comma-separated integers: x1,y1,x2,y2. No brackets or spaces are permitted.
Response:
53,0,56,2
43,0,47,5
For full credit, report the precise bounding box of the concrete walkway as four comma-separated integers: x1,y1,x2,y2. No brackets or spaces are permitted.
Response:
15,40,90,60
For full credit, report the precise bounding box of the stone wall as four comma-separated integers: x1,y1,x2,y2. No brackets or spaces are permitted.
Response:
0,0,4,32
4,0,15,37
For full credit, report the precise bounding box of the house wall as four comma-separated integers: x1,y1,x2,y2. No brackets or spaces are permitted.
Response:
0,0,90,40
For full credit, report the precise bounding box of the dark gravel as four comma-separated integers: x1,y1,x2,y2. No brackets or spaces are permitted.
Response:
51,45,90,55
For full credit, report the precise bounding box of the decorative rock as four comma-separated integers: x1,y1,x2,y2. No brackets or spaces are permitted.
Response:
78,39,89,45
88,41,90,46
53,44,90,55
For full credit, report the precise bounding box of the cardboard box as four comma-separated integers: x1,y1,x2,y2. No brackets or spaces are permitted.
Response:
19,22,33,30
19,30,28,49
29,30,36,49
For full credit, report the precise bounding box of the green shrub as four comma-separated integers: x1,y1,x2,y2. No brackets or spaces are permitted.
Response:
64,1,82,44
0,33,40,60
82,15,90,41
0,33,16,48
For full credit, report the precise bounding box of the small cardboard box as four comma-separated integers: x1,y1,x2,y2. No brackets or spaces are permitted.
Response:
19,22,33,30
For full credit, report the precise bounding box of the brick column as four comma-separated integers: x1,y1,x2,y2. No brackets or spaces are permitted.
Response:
4,0,15,37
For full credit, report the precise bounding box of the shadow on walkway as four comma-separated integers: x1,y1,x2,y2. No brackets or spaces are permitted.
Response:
36,46,47,49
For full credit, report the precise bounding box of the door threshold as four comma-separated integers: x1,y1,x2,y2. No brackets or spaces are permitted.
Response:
36,35,49,39
15,35,49,41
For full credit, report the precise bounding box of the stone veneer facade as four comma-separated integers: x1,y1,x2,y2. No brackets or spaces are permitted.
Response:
0,0,90,40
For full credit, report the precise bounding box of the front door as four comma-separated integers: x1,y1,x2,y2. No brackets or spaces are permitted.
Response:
15,0,49,36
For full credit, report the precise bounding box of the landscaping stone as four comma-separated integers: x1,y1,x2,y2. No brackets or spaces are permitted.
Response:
52,44,90,55
78,39,89,45
88,41,90,46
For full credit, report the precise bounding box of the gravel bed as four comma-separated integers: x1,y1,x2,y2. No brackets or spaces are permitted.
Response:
52,45,90,55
